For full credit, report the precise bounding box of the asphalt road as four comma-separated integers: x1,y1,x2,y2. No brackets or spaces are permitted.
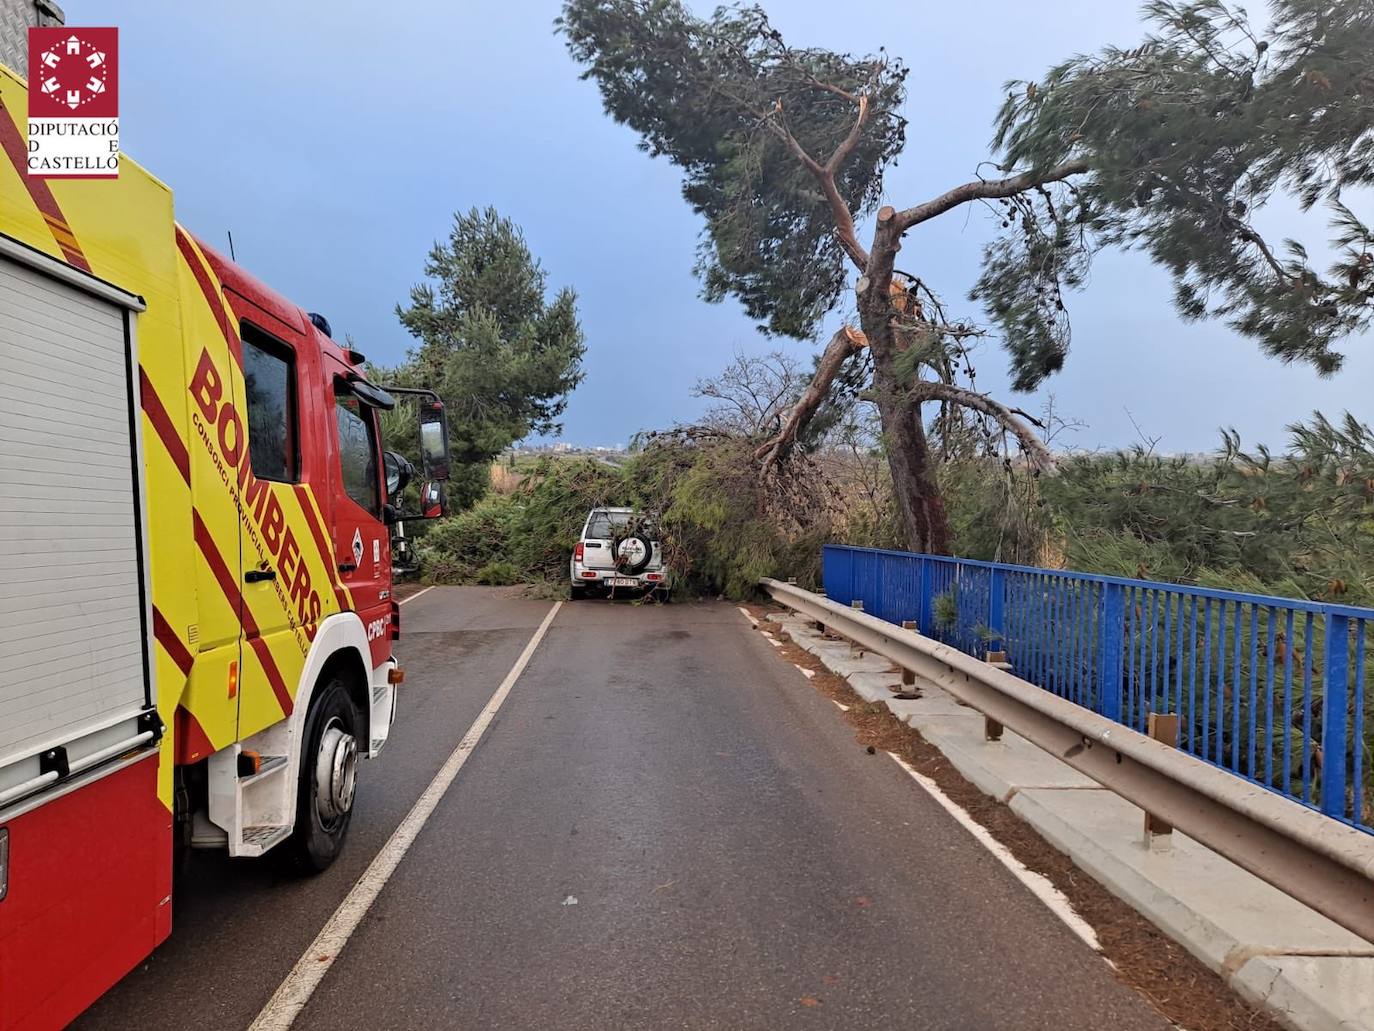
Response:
79,587,1168,1030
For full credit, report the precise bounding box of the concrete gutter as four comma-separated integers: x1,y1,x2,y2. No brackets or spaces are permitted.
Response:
763,609,1374,1031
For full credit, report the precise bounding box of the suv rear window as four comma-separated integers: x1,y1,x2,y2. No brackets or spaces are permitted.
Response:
587,512,657,538
587,512,631,538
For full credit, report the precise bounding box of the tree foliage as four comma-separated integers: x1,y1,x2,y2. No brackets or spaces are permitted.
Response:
1042,412,1374,606
560,0,906,338
382,207,586,505
980,0,1374,388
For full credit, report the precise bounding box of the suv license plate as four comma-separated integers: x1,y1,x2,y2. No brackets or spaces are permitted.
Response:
611,577,639,588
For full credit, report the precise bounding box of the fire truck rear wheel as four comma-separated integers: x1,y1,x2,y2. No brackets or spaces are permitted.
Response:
285,673,360,873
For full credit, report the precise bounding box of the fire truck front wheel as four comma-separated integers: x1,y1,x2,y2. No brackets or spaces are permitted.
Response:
286,673,361,873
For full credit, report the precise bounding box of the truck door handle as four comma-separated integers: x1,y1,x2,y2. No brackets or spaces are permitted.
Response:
338,562,357,573
245,569,277,583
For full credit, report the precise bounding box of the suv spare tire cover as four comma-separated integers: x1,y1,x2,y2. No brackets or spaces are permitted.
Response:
614,533,653,574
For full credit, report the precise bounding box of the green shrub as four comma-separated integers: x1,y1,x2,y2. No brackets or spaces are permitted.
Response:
474,560,522,585
628,434,831,598
1039,414,1374,607
416,496,514,582
420,458,626,587
932,586,959,628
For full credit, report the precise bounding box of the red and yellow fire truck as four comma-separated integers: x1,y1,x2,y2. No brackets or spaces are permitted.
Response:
0,61,449,1028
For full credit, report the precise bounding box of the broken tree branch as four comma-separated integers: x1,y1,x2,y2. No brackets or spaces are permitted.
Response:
826,93,869,173
755,325,868,472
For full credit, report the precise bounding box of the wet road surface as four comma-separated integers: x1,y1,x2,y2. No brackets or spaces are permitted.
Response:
80,587,1167,1030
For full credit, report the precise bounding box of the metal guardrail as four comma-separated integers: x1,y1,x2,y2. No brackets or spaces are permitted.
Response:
821,545,1373,836
761,577,1374,944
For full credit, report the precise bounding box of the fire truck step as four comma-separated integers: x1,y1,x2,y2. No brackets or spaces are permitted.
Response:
237,754,288,788
241,824,291,852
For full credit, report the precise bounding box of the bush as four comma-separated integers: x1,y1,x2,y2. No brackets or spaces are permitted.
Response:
628,433,835,597
1039,414,1374,606
474,560,522,585
416,496,514,582
419,457,625,587
932,585,959,628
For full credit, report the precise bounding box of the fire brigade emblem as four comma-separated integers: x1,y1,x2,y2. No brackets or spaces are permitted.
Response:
352,528,365,568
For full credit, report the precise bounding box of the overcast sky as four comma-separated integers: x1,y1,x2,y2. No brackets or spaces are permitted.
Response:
82,0,1369,453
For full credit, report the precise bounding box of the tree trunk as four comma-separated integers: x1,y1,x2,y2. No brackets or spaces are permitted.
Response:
858,207,952,555
869,340,951,554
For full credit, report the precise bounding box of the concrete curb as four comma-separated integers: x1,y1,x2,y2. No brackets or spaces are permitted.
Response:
766,612,1374,1031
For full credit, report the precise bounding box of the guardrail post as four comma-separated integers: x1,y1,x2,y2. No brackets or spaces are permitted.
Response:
1143,712,1179,851
1320,613,1349,819
1098,584,1126,722
983,651,1009,741
986,568,1005,652
901,620,918,685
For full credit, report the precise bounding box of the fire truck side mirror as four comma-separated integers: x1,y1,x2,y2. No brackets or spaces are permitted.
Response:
419,401,450,482
420,481,446,520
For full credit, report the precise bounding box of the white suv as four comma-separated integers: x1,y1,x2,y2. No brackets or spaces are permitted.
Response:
570,507,669,600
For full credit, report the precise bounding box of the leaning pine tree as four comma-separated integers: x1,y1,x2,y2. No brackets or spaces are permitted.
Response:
560,0,1374,555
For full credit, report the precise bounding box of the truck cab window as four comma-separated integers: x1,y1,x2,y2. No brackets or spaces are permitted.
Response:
241,324,298,481
335,392,379,515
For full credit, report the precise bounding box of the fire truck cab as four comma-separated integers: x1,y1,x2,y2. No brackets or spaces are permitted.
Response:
0,60,448,1028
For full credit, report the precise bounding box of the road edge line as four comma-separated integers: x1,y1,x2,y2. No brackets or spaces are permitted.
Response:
249,600,563,1030
887,752,1102,953
398,585,435,606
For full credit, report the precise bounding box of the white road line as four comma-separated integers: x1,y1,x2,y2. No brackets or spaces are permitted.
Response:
398,585,435,606
887,753,1101,952
737,605,759,627
249,601,563,1030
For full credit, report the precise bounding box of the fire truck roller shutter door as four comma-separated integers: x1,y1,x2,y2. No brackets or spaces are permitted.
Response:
0,245,157,806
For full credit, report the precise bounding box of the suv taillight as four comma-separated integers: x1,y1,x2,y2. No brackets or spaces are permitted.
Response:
574,542,585,562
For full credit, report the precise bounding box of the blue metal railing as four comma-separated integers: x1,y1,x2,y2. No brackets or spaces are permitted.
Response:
822,545,1374,834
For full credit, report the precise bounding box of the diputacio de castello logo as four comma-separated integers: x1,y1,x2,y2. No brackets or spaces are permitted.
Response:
27,26,119,179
